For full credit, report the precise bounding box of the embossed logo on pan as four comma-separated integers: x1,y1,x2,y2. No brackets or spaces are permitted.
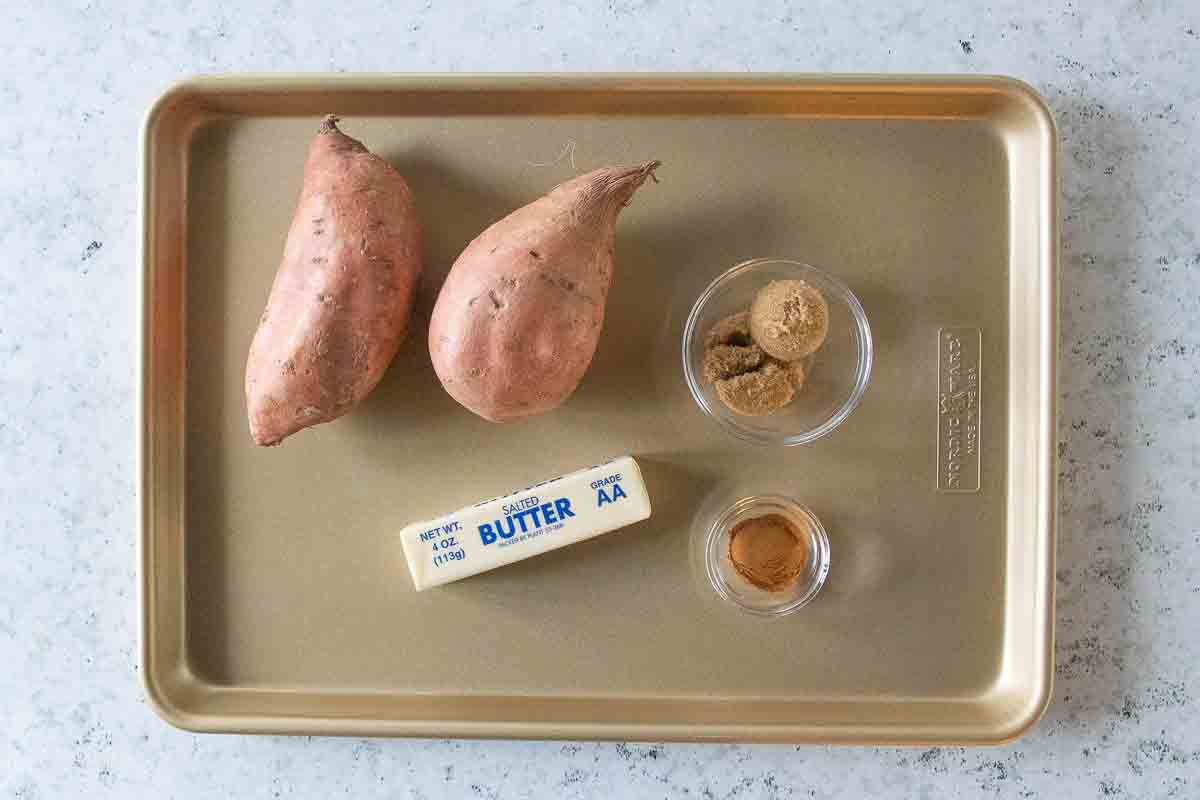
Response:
937,327,981,492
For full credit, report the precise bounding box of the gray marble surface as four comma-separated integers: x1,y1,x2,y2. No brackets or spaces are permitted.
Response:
2,0,1198,797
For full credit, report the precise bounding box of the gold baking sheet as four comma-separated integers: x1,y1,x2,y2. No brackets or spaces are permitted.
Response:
139,75,1057,743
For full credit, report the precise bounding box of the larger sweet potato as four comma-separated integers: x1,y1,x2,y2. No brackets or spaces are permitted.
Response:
245,116,422,446
428,161,660,422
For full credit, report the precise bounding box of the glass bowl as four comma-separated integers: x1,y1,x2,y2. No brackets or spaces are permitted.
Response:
682,258,872,446
704,495,831,617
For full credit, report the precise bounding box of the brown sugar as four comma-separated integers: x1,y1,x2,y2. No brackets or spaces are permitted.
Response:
705,310,753,348
714,361,798,416
703,343,764,382
727,513,809,592
703,311,804,415
749,279,829,360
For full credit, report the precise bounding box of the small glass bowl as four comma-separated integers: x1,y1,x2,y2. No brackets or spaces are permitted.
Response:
682,258,872,446
705,495,830,617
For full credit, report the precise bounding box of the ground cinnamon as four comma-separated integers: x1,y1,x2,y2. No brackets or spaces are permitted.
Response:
727,513,808,592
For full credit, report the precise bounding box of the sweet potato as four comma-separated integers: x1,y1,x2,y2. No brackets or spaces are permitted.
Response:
245,115,422,446
428,161,660,422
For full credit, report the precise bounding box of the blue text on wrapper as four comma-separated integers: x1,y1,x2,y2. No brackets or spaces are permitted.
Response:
479,497,576,545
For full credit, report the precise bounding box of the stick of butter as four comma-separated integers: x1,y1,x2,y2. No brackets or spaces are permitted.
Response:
399,456,652,591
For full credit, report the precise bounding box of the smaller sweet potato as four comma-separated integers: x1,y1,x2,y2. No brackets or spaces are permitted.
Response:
429,161,660,422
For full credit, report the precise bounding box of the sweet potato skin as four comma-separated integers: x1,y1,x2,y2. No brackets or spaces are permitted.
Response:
245,116,422,446
428,162,658,422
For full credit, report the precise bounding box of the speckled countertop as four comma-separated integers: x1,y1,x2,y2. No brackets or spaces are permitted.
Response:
2,1,1198,797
